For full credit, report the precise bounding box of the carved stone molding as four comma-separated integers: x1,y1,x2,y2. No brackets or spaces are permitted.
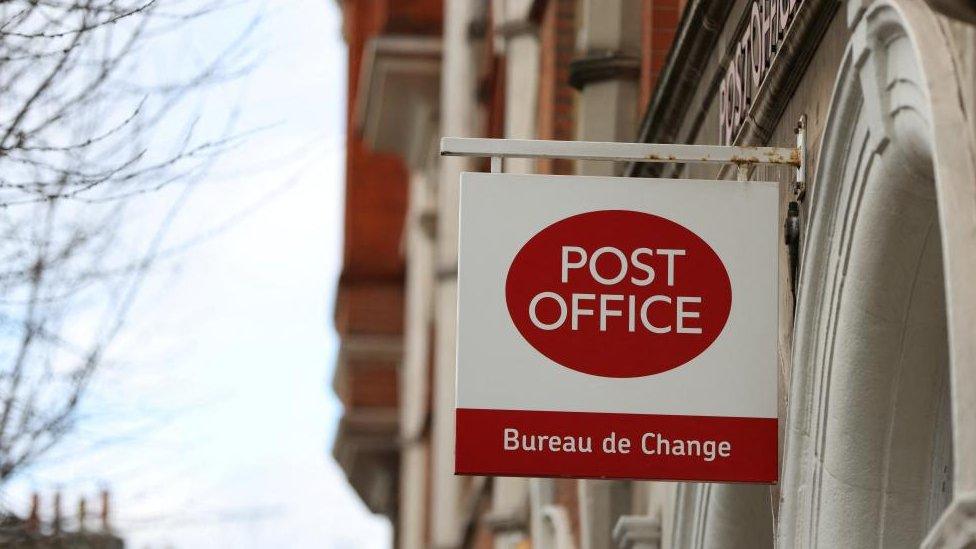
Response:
540,505,576,549
924,494,976,549
779,1,976,546
567,51,640,90
483,507,529,535
612,515,661,549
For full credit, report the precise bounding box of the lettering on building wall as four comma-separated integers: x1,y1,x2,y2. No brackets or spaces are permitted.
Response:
719,0,805,145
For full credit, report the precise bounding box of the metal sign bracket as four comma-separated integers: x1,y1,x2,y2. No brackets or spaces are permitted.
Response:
793,117,807,200
441,137,805,184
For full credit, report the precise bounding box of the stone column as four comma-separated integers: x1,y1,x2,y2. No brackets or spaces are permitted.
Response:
431,1,480,547
572,2,642,548
486,1,539,547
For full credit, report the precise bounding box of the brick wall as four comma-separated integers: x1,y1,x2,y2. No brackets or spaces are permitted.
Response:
535,0,576,175
334,278,404,336
332,0,444,525
346,365,399,408
640,0,685,111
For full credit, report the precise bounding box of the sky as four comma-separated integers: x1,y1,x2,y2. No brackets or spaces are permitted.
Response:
2,1,392,547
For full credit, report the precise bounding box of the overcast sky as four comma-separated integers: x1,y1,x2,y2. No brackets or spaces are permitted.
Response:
2,1,392,547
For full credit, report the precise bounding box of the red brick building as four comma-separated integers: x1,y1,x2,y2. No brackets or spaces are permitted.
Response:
332,2,683,547
331,0,441,526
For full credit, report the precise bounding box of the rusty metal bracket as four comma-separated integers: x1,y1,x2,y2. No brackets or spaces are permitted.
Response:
793,116,807,200
440,137,803,178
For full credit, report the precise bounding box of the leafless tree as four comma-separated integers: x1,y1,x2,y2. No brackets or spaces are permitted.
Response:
0,0,257,482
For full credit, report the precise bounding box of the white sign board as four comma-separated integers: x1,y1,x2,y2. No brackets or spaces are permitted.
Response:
455,172,778,483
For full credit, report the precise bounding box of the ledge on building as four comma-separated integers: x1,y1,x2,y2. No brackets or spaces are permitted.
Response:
355,35,441,169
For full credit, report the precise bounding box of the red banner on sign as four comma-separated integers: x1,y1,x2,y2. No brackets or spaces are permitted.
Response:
455,408,777,483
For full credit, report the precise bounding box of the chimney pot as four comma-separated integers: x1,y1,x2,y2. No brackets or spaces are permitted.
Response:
100,489,110,532
25,493,39,534
78,497,87,532
52,492,62,534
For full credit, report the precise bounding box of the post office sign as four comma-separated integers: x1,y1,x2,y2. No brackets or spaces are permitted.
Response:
454,173,779,483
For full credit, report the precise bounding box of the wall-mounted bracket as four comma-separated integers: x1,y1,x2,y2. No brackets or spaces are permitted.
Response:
793,117,807,199
440,137,804,179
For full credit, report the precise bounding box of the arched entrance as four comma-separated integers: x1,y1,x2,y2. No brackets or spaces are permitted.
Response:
780,1,976,547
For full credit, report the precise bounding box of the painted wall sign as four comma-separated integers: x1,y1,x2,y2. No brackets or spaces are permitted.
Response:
455,173,779,483
719,0,806,145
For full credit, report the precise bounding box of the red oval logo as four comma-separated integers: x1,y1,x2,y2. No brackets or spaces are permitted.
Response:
505,210,732,378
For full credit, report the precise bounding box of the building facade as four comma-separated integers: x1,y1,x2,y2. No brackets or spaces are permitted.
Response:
332,1,976,547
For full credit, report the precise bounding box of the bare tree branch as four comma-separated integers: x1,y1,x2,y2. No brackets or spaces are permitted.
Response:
0,0,259,483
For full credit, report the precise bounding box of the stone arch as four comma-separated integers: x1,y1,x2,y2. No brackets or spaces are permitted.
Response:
779,1,976,547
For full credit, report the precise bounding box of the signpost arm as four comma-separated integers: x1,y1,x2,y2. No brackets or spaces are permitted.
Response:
440,137,803,172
